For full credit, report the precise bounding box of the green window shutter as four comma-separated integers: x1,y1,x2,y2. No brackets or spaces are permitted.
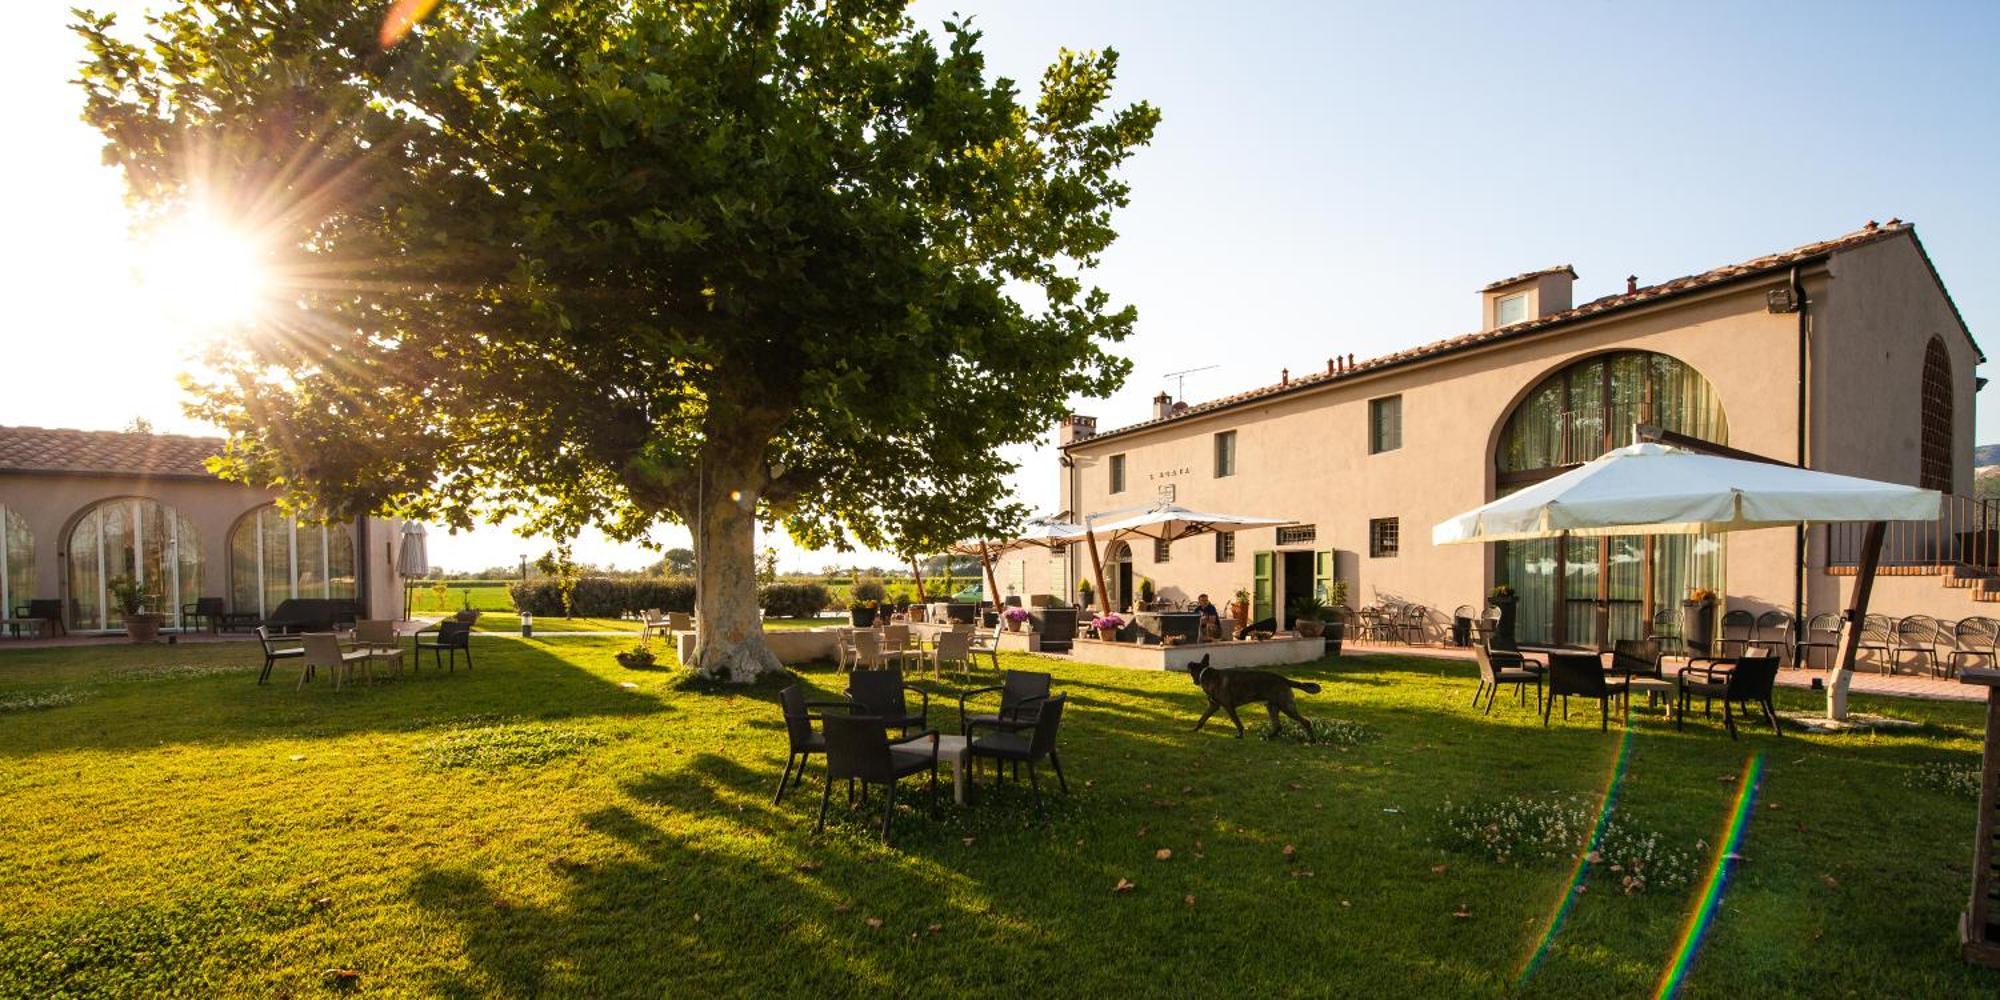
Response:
1253,551,1274,622
1314,550,1334,602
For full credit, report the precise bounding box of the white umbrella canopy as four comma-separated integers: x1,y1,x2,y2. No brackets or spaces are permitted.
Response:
396,522,430,576
1431,441,1941,721
1089,503,1294,543
1433,443,1941,545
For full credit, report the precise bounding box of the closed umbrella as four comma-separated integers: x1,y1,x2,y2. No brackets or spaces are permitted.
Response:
1433,441,1940,718
396,522,429,620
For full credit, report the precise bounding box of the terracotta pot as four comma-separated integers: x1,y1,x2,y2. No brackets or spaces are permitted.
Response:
123,612,165,644
1096,627,1119,642
1006,620,1023,632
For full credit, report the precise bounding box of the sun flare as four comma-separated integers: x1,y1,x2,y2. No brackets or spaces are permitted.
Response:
133,209,272,334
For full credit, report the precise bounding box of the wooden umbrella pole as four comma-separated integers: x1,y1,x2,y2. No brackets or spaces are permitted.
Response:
979,541,1002,612
1828,520,1886,721
909,556,928,604
1085,525,1110,614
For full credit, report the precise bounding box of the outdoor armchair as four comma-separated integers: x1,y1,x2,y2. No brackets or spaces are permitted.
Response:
300,632,371,691
968,693,1070,815
957,669,1052,736
255,625,304,685
846,669,929,737
816,714,940,845
1676,655,1781,739
353,620,405,676
1891,615,1944,677
414,620,474,672
182,597,227,633
1543,652,1629,731
1472,641,1540,716
774,684,857,805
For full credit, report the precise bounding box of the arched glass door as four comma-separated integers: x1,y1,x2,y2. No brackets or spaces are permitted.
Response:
66,498,201,631
228,505,357,617
1493,352,1729,648
0,506,32,620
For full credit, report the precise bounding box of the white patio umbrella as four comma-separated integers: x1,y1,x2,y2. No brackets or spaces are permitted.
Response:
1081,503,1295,611
1433,441,1941,718
947,516,1088,608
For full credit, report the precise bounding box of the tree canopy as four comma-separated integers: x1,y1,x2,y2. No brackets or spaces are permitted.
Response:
78,0,1156,678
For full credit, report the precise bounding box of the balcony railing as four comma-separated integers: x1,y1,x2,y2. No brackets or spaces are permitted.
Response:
1826,493,1999,569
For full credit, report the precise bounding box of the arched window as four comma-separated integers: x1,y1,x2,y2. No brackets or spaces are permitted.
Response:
66,498,201,631
228,505,356,617
1493,351,1728,647
0,506,32,620
1920,337,1953,492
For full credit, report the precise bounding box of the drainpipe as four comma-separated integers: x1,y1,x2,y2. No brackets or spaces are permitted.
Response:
1792,265,1809,635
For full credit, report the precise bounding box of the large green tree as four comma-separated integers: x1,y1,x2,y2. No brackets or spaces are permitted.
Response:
78,0,1155,679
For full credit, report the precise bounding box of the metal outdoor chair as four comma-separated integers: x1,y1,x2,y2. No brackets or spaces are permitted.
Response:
1646,606,1682,655
1677,655,1782,740
1856,614,1897,672
1950,617,2000,677
1397,605,1430,645
1472,642,1541,716
1543,653,1629,732
1891,615,1943,677
969,693,1070,816
774,684,856,805
846,668,929,738
1752,611,1795,666
1717,609,1756,658
181,597,228,633
815,714,940,845
1795,612,1843,670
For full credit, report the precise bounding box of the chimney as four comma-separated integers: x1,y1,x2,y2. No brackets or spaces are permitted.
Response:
1480,266,1577,330
1059,414,1097,446
1151,392,1174,420
1327,358,1336,375
1280,368,1289,386
1347,352,1355,369
1626,275,1638,294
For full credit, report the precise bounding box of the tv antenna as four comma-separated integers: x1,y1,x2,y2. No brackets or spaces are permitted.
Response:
1161,364,1219,401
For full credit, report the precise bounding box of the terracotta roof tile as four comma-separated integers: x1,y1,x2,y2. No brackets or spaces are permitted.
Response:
0,425,222,479
1480,264,1579,292
1073,222,1916,447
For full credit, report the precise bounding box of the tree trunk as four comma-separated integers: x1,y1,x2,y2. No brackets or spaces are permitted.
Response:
689,454,782,683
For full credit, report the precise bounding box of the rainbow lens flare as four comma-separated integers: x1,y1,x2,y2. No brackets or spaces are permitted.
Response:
1516,726,1634,986
1655,752,1764,999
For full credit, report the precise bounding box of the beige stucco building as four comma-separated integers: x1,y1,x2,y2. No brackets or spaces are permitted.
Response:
996,221,1986,649
0,426,403,634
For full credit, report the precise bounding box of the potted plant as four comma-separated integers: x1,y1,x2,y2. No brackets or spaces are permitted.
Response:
453,589,481,624
1488,584,1518,649
1683,587,1718,656
847,599,879,627
1322,579,1350,654
1091,612,1126,642
1137,576,1156,609
1289,594,1330,639
1229,589,1251,631
1003,606,1031,633
1077,579,1095,610
108,574,165,643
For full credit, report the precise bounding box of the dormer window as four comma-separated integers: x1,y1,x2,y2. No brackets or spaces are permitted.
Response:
1495,292,1527,327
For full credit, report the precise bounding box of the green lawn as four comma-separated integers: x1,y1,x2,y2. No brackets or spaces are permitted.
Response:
462,615,834,633
1,638,1994,997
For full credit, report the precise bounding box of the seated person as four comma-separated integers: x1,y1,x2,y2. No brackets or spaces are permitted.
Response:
1194,593,1221,640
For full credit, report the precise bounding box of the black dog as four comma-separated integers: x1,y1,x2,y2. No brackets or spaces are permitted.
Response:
1185,654,1320,737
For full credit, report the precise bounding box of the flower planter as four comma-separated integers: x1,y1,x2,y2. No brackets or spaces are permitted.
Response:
1683,599,1717,656
454,609,482,625
1488,595,1518,650
1006,620,1024,633
122,612,166,644
1324,621,1345,656
849,608,875,627
1096,627,1120,642
1296,619,1325,639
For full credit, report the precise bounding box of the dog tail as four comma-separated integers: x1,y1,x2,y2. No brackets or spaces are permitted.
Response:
1289,680,1322,694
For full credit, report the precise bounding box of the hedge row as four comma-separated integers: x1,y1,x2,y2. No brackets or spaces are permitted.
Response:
507,577,831,619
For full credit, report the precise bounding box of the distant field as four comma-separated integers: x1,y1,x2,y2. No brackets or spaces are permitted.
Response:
408,581,517,614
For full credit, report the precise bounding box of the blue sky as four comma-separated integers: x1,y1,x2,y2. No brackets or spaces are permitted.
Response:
2,1,1995,570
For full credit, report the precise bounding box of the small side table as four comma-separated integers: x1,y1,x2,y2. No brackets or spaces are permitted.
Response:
935,734,972,805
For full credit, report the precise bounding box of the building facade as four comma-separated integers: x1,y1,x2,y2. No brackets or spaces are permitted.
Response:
997,222,1983,648
0,426,403,633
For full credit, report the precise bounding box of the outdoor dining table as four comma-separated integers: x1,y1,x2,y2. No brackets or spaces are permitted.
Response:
1518,644,1682,716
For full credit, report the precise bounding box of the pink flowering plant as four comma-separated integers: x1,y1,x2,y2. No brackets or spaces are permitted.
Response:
1091,613,1126,630
1003,607,1031,624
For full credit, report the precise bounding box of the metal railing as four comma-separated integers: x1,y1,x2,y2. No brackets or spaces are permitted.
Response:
1826,494,2000,569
